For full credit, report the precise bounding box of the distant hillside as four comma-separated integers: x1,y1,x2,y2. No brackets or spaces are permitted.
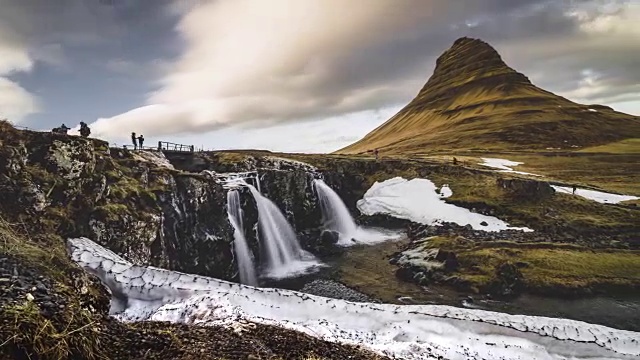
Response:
337,37,640,155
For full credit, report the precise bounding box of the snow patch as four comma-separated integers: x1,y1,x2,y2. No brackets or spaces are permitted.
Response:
552,186,639,204
439,184,452,198
357,177,532,232
68,237,640,360
479,158,541,176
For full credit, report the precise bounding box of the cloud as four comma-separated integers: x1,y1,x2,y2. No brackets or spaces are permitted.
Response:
82,1,640,141
0,15,38,122
0,78,39,121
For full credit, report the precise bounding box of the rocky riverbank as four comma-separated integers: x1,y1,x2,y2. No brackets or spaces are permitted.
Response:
390,223,640,299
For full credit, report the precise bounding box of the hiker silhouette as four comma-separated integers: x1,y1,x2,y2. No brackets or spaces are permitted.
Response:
52,124,70,134
79,122,91,137
137,134,145,149
131,132,137,150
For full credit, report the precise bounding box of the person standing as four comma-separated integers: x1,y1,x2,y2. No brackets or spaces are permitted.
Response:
374,148,379,160
79,122,91,137
131,132,137,150
138,134,145,149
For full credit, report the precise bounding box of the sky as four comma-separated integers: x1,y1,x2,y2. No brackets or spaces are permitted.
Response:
1,0,639,153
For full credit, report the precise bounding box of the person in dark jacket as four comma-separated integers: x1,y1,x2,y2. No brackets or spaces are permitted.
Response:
137,134,145,149
79,122,91,137
52,124,70,134
131,132,137,150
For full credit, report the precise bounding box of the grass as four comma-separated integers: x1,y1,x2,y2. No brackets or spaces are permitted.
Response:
423,236,640,295
333,238,464,305
479,152,640,195
578,138,640,154
2,301,100,360
0,218,106,360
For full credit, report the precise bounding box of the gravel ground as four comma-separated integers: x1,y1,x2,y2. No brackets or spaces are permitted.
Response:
301,279,381,303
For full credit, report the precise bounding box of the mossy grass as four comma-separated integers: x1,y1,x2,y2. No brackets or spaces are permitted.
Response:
0,218,106,360
424,236,640,295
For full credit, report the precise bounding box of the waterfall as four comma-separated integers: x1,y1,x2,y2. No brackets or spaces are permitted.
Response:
255,173,262,193
227,190,258,286
314,179,401,246
245,184,321,279
314,179,358,240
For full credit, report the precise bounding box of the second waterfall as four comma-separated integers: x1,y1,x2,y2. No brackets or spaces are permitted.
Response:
245,184,322,279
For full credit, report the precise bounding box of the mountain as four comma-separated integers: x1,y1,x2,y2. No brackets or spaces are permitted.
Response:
337,37,640,155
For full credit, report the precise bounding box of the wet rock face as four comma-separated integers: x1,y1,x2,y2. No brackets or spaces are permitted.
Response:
0,130,237,281
153,175,235,278
260,169,321,232
87,172,236,280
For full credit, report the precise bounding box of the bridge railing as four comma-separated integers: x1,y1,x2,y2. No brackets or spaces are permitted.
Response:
157,141,195,153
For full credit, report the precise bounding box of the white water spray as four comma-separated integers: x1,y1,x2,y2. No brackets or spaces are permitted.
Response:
226,190,258,286
313,179,401,246
245,184,321,278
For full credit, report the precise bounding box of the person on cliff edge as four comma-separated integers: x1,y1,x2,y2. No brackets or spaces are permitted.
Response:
138,134,145,149
131,132,137,150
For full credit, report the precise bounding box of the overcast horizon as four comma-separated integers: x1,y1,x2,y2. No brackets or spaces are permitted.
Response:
1,0,639,153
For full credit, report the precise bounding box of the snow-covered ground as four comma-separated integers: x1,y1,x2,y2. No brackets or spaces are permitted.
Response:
357,177,532,232
68,237,640,360
479,158,541,176
552,186,639,204
439,184,452,198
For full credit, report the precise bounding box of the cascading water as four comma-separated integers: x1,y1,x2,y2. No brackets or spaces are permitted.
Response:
245,184,321,278
314,179,358,240
255,173,262,193
313,179,401,246
227,190,258,286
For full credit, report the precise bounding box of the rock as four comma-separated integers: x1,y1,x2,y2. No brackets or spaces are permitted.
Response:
497,178,554,200
26,293,35,301
480,221,488,226
488,262,524,298
320,230,340,246
300,280,379,303
435,250,459,272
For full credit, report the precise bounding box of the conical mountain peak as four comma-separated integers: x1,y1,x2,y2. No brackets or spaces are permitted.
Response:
416,37,531,102
337,37,640,155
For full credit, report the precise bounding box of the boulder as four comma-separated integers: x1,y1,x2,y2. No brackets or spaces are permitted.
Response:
497,178,554,200
488,262,524,298
320,230,340,246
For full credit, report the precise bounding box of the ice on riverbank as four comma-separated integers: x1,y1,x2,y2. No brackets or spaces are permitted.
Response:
357,177,532,232
68,237,640,360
